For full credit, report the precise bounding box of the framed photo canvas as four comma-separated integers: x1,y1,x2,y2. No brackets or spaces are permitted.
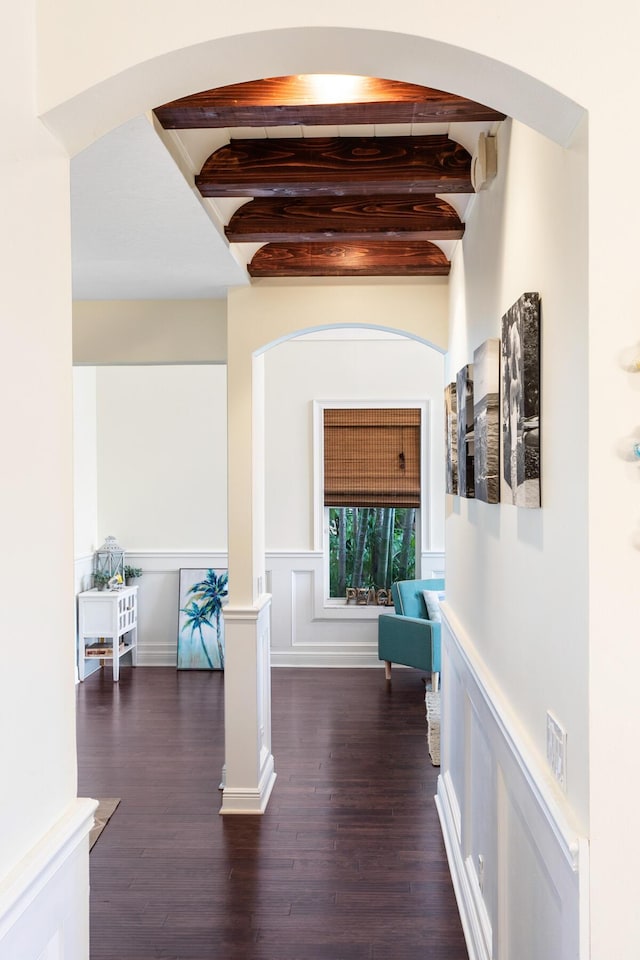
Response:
444,382,458,495
473,338,500,503
501,292,541,507
177,568,228,670
456,363,475,498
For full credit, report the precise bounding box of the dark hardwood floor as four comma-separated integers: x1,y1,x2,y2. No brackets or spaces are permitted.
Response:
77,667,468,960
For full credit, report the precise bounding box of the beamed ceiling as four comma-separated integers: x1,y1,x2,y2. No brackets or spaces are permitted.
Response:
154,76,505,279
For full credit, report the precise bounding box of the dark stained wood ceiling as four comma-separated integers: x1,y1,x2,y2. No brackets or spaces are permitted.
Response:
196,136,473,198
154,76,504,278
249,241,451,278
155,75,505,128
225,196,465,243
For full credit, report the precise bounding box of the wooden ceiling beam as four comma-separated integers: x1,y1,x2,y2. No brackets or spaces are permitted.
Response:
196,136,473,197
154,76,505,128
225,196,464,243
248,241,450,278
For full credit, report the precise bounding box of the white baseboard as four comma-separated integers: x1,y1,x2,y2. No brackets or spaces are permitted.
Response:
272,651,382,668
0,798,96,960
436,776,491,960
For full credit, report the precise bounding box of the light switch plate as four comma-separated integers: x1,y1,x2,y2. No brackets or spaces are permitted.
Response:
546,711,567,790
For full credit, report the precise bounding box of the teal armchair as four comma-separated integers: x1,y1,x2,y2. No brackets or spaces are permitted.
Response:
378,578,444,688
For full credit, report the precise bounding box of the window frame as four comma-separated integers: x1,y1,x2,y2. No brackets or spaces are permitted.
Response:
313,399,430,614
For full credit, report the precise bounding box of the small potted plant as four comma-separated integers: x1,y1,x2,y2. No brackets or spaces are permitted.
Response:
124,565,142,586
94,571,110,591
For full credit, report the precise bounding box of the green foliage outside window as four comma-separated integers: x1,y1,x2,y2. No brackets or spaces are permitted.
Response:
328,507,416,598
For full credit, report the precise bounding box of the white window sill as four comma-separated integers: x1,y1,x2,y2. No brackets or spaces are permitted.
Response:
316,602,395,621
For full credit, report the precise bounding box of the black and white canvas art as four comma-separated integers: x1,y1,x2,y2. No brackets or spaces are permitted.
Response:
444,382,458,494
473,338,500,503
500,292,541,507
456,364,475,498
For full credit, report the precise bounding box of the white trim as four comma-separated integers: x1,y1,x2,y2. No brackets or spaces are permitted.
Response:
464,854,493,960
124,549,228,558
272,651,384,667
441,769,462,843
266,549,324,559
441,602,581,870
578,837,590,960
73,553,94,566
436,784,490,960
220,751,277,815
125,550,228,574
224,593,272,623
420,551,446,579
0,798,97,941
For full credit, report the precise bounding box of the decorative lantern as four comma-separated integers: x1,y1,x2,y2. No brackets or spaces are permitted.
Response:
94,536,126,581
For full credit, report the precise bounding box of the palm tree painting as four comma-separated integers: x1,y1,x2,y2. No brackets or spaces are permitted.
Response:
177,568,228,670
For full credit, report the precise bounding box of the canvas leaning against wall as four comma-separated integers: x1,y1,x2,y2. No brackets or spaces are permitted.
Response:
501,292,541,507
177,568,228,670
456,363,475,498
444,382,458,495
473,338,500,503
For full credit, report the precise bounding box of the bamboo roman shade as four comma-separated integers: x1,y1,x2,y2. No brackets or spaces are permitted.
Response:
324,408,421,508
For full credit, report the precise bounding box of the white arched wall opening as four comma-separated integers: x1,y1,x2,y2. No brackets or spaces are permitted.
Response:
27,11,640,959
221,281,447,814
40,26,583,155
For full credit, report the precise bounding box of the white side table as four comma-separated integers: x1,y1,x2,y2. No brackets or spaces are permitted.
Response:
78,586,138,681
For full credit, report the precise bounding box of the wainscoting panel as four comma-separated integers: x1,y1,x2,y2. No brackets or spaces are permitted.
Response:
437,605,588,960
0,799,95,960
126,552,227,667
78,550,445,669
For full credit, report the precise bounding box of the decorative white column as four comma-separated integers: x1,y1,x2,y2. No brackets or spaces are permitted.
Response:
221,339,276,813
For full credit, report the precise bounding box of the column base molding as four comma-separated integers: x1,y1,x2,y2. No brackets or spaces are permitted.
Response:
220,753,276,815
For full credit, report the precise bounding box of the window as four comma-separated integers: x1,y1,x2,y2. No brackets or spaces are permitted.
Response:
328,506,417,597
323,407,421,598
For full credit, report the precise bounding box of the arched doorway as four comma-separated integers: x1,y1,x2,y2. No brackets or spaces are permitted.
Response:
38,17,616,959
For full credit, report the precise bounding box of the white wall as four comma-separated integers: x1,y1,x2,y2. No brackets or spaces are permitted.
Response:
0,3,91,956
0,0,76,882
442,117,589,953
95,364,228,550
84,326,445,667
72,367,98,559
447,118,589,829
72,367,99,677
264,333,445,551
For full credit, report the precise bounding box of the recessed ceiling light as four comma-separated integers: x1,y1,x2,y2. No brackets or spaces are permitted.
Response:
305,74,369,104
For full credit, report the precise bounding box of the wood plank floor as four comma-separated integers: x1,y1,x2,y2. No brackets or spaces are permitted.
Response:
77,667,468,960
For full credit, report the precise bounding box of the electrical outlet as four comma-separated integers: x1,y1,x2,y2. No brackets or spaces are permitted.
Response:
546,711,567,790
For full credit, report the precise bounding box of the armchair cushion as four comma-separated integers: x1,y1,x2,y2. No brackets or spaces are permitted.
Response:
422,588,445,622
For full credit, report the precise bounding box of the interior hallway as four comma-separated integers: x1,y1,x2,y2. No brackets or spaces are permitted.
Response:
77,667,467,960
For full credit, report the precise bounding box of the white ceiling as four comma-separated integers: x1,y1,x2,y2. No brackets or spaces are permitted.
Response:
71,114,493,301
71,116,247,300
